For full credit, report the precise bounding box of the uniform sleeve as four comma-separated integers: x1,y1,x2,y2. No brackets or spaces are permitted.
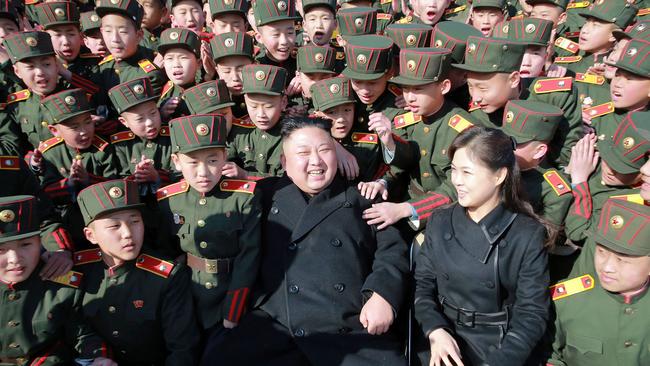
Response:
540,188,573,228
69,289,113,360
564,181,593,242
387,133,417,170
547,308,568,366
0,107,28,155
222,192,262,323
407,179,455,230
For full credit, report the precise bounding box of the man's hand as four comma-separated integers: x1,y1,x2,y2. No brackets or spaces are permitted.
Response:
223,319,238,329
134,156,160,183
362,202,412,230
359,292,394,335
394,94,407,109
367,112,395,151
546,64,567,78
333,141,359,180
568,133,599,184
222,162,247,179
358,180,388,200
30,148,43,171
56,58,72,81
585,63,606,76
39,251,73,279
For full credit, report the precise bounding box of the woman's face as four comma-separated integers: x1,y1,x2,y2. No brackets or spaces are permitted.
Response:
451,147,505,213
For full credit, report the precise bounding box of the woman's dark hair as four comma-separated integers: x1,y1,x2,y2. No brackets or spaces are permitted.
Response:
448,126,558,247
280,116,332,139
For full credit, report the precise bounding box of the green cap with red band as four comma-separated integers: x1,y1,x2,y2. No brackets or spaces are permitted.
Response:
0,196,41,243
341,35,393,80
169,114,229,154
590,198,650,256
183,80,235,115
78,180,144,225
336,7,378,37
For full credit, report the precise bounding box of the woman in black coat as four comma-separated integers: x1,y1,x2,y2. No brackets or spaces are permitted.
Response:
414,127,550,366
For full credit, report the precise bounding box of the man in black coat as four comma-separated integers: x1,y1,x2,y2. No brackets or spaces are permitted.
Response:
202,117,409,366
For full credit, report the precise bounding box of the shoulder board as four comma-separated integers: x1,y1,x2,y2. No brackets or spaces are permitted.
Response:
24,0,38,4
396,15,413,24
550,274,594,301
610,193,649,206
220,179,256,194
387,84,402,96
0,102,5,111
48,270,83,288
575,72,605,85
92,135,109,151
563,31,581,39
393,112,422,129
468,100,480,112
380,0,391,4
135,254,174,278
156,180,189,200
138,59,157,73
110,131,136,144
377,13,392,20
638,8,650,17
533,77,573,94
567,1,589,9
39,137,64,153
543,170,571,196
584,102,614,118
445,5,467,15
554,55,582,64
510,14,525,20
79,53,102,59
160,81,174,100
7,90,31,104
554,37,579,54
73,248,102,265
159,126,170,136
232,115,256,128
98,54,114,65
351,132,378,144
448,114,474,133
336,51,345,60
0,156,20,170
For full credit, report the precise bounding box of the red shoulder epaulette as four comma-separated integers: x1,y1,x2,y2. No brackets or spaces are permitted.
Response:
138,59,157,73
48,270,83,288
567,1,590,9
393,112,422,129
638,8,650,16
550,274,594,301
377,13,392,20
136,254,174,278
563,31,581,39
445,4,466,15
110,131,136,144
160,81,174,100
584,102,614,118
220,179,256,194
351,132,378,144
610,193,649,206
232,115,255,128
39,137,64,153
159,126,170,136
156,180,189,200
468,100,480,112
554,55,582,63
543,170,571,196
92,135,109,151
575,72,605,85
448,114,474,133
533,77,573,94
387,84,402,96
554,37,579,54
98,54,114,66
74,248,102,265
0,156,19,170
7,89,30,104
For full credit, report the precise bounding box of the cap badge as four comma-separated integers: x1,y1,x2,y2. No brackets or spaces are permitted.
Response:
277,1,287,11
610,215,624,229
314,52,324,62
467,43,476,54
505,111,514,123
64,95,76,105
109,186,123,198
406,34,417,46
434,39,443,48
406,59,416,71
354,17,364,28
110,0,119,4
54,8,66,18
224,38,234,47
255,70,266,80
525,24,536,34
0,209,15,223
196,123,210,136
206,87,217,97
90,14,99,22
622,137,635,149
627,47,638,57
356,54,367,64
224,0,233,4
502,24,509,33
329,83,340,94
25,37,37,47
169,31,179,40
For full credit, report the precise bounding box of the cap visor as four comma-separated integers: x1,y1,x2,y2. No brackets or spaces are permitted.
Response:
315,100,354,112
56,110,94,125
118,96,160,115
589,231,646,256
191,102,236,115
176,145,228,155
389,75,436,86
0,231,41,244
612,62,650,78
88,204,146,225
599,140,640,175
341,68,385,81
241,88,282,96
451,62,495,73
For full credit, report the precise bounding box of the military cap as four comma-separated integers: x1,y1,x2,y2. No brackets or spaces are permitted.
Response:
579,0,637,29
390,47,452,86
241,64,288,95
210,32,254,62
157,28,201,57
297,45,336,74
78,180,144,225
0,1,19,25
209,0,248,18
108,77,159,114
35,1,80,29
42,88,92,124
526,0,569,10
452,36,526,73
3,31,55,63
598,111,650,174
95,0,144,28
183,80,235,115
302,0,336,13
252,0,300,27
167,0,202,9
610,38,650,78
310,77,354,111
431,21,483,64
385,24,433,51
501,100,563,144
492,18,554,46
613,20,650,40
336,7,377,37
341,35,393,80
590,198,650,256
0,196,40,243
169,114,229,154
80,11,101,34
472,0,506,9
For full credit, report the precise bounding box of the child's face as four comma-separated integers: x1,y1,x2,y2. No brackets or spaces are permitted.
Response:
303,8,336,46
47,25,82,62
520,45,548,78
600,159,641,187
244,93,286,130
139,0,166,30
257,20,296,62
513,140,546,171
216,56,252,95
163,48,199,86
470,8,504,36
594,244,650,294
0,18,19,44
13,55,59,96
211,13,247,35
318,102,354,139
530,4,564,26
604,38,629,80
101,14,142,60
467,71,518,113
410,0,451,25
212,106,233,133
351,73,389,105
0,235,41,284
402,80,449,117
579,19,616,53
641,159,650,201
171,148,226,193
119,101,162,140
610,69,650,111
84,209,144,266
83,30,108,56
49,112,95,150
298,72,330,98
171,0,205,33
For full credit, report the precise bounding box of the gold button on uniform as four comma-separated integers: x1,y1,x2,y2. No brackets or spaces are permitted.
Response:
421,149,427,156
8,293,17,301
112,331,119,337
41,121,48,127
423,127,430,133
8,342,18,348
199,198,207,205
108,306,116,313
624,307,634,315
205,282,213,289
624,340,633,348
7,320,18,327
197,219,206,227
146,143,153,148
200,241,208,248
258,154,264,159
261,134,267,139
422,172,431,178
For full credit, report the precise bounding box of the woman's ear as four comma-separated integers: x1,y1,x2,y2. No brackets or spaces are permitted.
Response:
495,166,508,187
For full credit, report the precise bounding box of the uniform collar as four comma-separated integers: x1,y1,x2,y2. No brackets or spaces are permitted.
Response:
104,258,135,277
621,279,649,304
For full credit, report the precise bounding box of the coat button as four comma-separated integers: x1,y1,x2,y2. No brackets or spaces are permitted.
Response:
112,331,119,337
423,127,430,133
199,198,207,205
294,328,305,337
288,243,297,250
422,172,431,178
289,285,299,294
443,233,452,240
200,241,208,248
624,340,633,348
489,227,498,235
109,278,118,285
334,283,345,292
205,282,214,289
330,238,342,247
338,327,351,334
108,306,116,313
197,219,206,227
271,207,279,214
421,149,427,156
343,201,352,208
483,281,495,289
624,307,634,315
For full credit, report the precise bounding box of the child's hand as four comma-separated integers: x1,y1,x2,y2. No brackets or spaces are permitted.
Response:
69,158,89,185
56,57,72,81
284,104,309,117
222,162,247,179
153,53,164,68
285,74,302,96
334,140,359,180
586,62,606,76
201,41,216,80
395,94,407,109
223,319,238,329
160,97,180,120
134,156,159,183
359,292,394,335
358,180,388,201
569,133,599,184
546,64,567,78
39,250,73,279
368,112,395,150
362,202,412,230
30,148,43,171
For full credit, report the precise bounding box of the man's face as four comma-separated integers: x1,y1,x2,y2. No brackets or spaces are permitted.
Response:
47,25,83,62
298,71,330,98
610,68,650,111
84,209,144,266
470,8,505,36
467,71,518,113
101,14,142,60
318,102,354,139
171,148,226,193
216,56,252,95
211,13,246,35
13,56,59,96
119,101,162,140
256,20,296,62
244,93,286,130
0,18,19,44
520,45,548,78
171,0,206,33
49,113,95,150
350,73,389,105
282,126,338,195
163,48,199,86
302,8,336,46
410,0,451,25
139,0,166,30
594,244,650,294
401,80,448,116
0,235,41,284
579,18,616,53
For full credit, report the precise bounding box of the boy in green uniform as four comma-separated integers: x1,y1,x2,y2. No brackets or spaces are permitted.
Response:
0,195,115,366
300,0,337,47
139,0,168,51
75,179,200,365
156,114,261,335
289,44,336,115
183,79,237,133
80,11,108,57
169,0,206,35
207,0,248,35
0,4,23,106
468,0,506,36
396,0,450,25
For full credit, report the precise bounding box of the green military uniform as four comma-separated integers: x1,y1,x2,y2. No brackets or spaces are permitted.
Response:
0,195,108,366
228,64,287,177
443,0,471,23
565,111,649,243
80,10,101,35
385,23,433,51
74,179,200,365
549,198,650,366
290,45,336,114
501,99,573,226
157,115,261,330
183,79,236,117
337,7,379,38
0,4,24,105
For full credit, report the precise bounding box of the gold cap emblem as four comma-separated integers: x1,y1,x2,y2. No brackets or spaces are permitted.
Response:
525,24,536,34
0,209,15,223
64,96,76,105
502,24,509,33
196,123,210,136
467,43,476,54
90,14,99,22
622,137,635,149
406,34,417,46
505,111,514,123
224,38,234,47
255,70,266,80
224,0,233,4
110,0,119,4
627,47,638,57
314,52,324,62
610,215,624,229
169,31,179,40
354,17,364,28
434,39,443,48
329,83,340,94
133,84,144,94
277,1,287,11
108,186,123,198
206,87,217,97
356,54,367,64
54,8,66,17
25,37,37,47
406,60,416,71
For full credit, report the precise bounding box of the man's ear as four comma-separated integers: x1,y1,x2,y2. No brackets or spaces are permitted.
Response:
255,28,264,44
12,64,20,79
558,11,567,25
280,152,286,170
48,125,60,137
136,28,144,43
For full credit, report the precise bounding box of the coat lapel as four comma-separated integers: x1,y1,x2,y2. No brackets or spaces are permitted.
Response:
290,178,347,242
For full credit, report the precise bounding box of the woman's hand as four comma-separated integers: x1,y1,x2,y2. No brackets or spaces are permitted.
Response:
428,328,464,366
